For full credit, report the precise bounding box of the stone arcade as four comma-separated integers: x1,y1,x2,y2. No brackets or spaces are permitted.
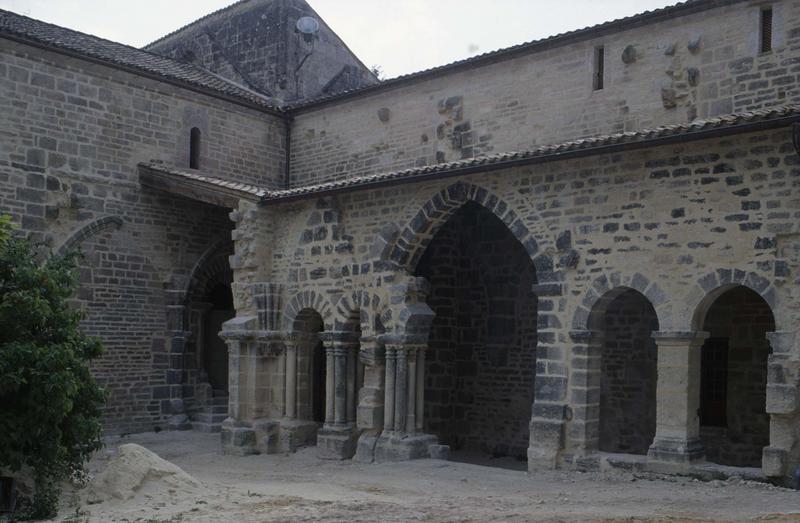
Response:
2,0,800,485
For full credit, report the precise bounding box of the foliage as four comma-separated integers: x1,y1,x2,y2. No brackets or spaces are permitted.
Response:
0,217,106,519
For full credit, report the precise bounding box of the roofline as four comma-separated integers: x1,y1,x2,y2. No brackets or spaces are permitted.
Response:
0,31,287,118
143,0,247,49
261,114,800,203
286,0,746,114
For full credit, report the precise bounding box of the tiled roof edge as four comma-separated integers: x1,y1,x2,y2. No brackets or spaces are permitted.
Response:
265,104,800,200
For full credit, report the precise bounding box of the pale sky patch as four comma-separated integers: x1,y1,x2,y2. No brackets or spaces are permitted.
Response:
0,0,678,79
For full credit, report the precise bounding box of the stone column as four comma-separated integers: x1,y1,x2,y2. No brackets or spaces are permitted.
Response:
393,345,408,433
647,331,708,467
346,344,357,424
285,339,297,419
334,345,347,427
762,331,800,482
357,337,385,430
567,330,602,455
415,347,425,433
383,346,396,432
324,342,335,426
405,346,418,433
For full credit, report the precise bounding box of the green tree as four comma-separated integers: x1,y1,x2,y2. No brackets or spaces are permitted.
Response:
0,217,106,519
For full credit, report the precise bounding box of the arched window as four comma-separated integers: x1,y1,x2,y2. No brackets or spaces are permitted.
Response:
189,127,201,169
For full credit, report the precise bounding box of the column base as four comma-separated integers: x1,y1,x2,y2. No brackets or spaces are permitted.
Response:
220,418,259,456
317,426,361,460
647,437,705,471
374,432,439,462
279,419,321,453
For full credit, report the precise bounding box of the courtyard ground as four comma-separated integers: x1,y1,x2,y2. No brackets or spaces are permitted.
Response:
52,431,800,523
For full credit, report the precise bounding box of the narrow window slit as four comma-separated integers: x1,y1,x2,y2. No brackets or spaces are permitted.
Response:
761,7,773,53
593,46,605,91
190,127,201,169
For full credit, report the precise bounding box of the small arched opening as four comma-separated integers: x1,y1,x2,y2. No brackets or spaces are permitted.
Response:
189,127,201,170
293,308,326,425
696,285,774,467
201,281,234,394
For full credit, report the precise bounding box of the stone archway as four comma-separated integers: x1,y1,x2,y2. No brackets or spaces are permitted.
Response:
413,199,539,465
691,281,776,468
377,181,546,274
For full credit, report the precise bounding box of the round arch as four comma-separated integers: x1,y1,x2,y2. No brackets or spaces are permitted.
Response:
283,290,335,333
55,215,123,256
689,269,778,331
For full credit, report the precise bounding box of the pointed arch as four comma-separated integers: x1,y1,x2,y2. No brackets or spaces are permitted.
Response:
377,181,543,273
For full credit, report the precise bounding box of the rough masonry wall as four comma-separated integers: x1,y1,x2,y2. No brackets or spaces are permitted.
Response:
598,291,659,455
0,41,285,432
701,286,774,467
416,202,538,459
262,126,799,461
289,0,800,186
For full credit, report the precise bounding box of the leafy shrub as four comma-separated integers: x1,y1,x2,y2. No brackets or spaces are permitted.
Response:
0,218,106,519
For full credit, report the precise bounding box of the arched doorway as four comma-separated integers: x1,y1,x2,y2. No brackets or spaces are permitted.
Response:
698,286,773,467
202,282,234,394
293,308,326,428
590,289,659,455
414,201,538,465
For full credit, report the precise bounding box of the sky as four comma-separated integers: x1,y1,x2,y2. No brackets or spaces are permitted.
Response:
0,0,678,79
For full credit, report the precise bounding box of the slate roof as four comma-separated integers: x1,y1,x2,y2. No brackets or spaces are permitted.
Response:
139,104,800,204
0,9,282,114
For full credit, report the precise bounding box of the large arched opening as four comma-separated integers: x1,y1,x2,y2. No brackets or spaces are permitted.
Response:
414,200,538,465
696,285,774,467
588,289,659,455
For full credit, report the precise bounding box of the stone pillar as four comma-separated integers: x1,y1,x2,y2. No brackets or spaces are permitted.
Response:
415,347,425,433
647,331,708,467
383,346,396,432
566,330,602,455
357,337,385,430
285,339,297,419
405,346,418,433
334,345,347,426
346,345,357,424
393,345,407,433
762,331,800,483
324,342,335,426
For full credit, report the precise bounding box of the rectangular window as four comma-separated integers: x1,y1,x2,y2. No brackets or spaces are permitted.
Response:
700,337,728,427
593,46,605,91
761,7,773,53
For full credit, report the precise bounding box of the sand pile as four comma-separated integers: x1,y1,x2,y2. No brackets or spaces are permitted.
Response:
85,443,204,503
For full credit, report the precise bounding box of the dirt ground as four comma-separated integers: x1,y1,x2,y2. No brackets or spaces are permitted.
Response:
51,431,800,523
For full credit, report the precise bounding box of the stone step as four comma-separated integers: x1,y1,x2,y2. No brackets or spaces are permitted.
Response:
191,421,222,433
191,411,227,424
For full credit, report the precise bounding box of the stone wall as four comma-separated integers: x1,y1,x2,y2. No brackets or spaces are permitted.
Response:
0,40,286,432
289,0,800,186
700,285,774,468
416,202,538,459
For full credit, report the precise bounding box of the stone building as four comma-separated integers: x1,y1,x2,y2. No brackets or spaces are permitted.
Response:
2,0,800,485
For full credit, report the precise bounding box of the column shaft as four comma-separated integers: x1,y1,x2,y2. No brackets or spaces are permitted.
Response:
406,348,417,434
334,347,347,426
415,348,425,432
325,345,335,426
384,347,396,432
394,347,407,433
346,346,357,424
285,343,297,419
